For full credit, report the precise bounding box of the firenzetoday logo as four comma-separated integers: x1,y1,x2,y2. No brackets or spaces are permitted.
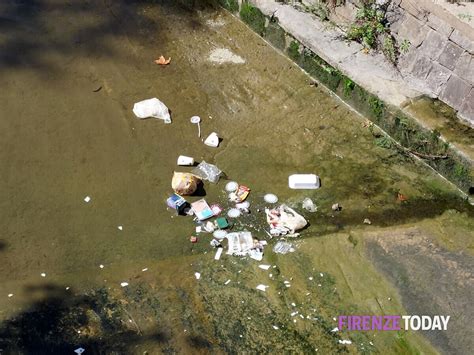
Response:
338,315,450,331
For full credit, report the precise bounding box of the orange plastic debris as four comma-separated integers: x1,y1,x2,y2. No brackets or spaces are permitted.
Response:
397,193,408,202
154,56,171,65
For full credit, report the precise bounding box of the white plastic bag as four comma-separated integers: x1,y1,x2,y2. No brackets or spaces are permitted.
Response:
133,98,171,123
266,204,307,236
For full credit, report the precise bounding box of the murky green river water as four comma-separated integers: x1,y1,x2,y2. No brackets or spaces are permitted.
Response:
0,1,472,353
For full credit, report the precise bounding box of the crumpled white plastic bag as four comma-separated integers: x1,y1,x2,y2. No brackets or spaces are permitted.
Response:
133,98,171,123
266,205,307,236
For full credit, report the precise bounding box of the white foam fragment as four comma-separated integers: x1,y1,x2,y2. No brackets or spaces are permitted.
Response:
339,340,352,345
214,248,223,260
195,272,201,280
309,276,313,280
256,284,268,292
99,264,104,269
258,264,271,270
225,279,231,285
291,311,298,317
40,273,46,277
320,273,324,277
331,327,339,332
120,282,129,287
84,196,91,203
118,226,123,231
8,294,13,298
273,325,279,330
142,268,148,272
291,302,296,307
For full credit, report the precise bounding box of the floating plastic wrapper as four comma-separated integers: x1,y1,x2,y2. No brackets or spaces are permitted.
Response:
192,161,222,184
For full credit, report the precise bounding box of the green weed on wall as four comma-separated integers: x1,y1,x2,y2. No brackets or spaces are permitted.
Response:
240,1,266,35
218,0,239,12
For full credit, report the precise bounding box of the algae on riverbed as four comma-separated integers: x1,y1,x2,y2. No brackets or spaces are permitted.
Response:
0,0,472,353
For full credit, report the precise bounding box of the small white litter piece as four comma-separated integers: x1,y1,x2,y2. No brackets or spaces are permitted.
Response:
177,155,195,166
66,287,70,290
291,311,298,317
258,264,271,270
309,276,313,280
225,279,231,285
117,226,123,231
84,196,91,203
288,174,320,189
120,282,129,287
235,201,250,210
190,116,201,137
195,272,201,280
273,241,293,254
331,327,339,332
225,181,238,192
338,340,352,345
99,264,104,269
204,132,220,147
40,273,46,278
291,302,296,307
8,294,13,298
213,230,227,239
214,248,223,260
320,273,324,277
227,208,241,218
74,348,85,355
264,194,278,204
256,284,269,292
142,268,148,272
272,325,279,330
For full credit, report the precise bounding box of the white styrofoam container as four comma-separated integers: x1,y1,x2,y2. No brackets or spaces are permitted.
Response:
288,174,320,189
177,155,194,166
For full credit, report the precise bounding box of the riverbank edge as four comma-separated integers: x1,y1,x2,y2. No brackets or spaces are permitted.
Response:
217,0,473,197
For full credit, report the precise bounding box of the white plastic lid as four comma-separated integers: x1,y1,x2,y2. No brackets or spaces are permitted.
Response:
225,181,239,192
264,194,278,203
213,230,228,239
227,208,241,218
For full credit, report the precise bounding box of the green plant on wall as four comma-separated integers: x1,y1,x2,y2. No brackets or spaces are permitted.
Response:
240,1,266,35
399,39,411,54
343,78,355,97
347,1,399,64
288,40,300,60
218,0,239,12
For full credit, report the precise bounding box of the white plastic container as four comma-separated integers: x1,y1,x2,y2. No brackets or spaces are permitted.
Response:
177,155,194,166
288,174,320,189
204,132,220,147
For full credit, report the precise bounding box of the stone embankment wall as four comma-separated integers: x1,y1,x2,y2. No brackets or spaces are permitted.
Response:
388,0,474,127
217,0,473,195
309,0,474,126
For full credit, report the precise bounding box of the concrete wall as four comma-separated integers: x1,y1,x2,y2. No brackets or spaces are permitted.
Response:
389,0,474,127
295,0,474,126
